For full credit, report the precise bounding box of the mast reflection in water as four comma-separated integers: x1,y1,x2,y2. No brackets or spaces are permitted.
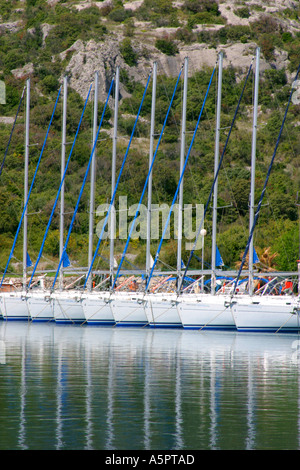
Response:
0,322,299,450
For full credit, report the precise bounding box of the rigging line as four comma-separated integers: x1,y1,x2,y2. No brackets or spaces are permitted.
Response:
28,82,93,289
0,85,26,178
179,57,255,293
232,62,300,297
51,76,116,291
112,65,184,289
269,71,297,162
145,64,217,293
0,85,62,288
84,69,153,289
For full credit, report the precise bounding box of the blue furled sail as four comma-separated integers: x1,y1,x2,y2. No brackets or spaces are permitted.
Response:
216,245,224,267
26,252,32,268
253,247,259,264
62,251,71,268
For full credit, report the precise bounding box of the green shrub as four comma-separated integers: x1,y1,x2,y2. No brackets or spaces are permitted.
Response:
155,38,178,56
234,7,250,18
282,32,293,43
184,0,220,15
108,6,132,23
41,75,59,93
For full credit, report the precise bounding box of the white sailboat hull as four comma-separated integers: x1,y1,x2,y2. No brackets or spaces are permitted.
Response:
52,291,85,324
144,293,182,328
27,291,54,322
0,292,30,321
111,292,148,327
179,293,236,330
232,295,300,333
81,292,115,325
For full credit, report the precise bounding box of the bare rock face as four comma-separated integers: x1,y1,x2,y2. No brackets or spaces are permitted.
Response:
61,37,277,101
11,62,34,79
0,20,22,33
61,38,131,102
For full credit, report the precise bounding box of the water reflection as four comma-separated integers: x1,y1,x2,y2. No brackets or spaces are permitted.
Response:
0,321,299,450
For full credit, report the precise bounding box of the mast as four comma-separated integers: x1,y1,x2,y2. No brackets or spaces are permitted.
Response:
249,47,260,295
211,52,223,295
110,66,119,286
59,76,68,291
87,71,99,291
146,62,157,278
177,57,188,286
23,78,30,291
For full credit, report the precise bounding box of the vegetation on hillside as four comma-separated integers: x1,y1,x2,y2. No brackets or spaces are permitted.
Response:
0,0,299,278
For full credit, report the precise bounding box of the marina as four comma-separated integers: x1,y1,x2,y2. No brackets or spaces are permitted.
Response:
0,51,299,332
0,0,300,454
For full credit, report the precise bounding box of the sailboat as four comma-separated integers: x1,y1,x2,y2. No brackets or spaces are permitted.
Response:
143,58,189,329
109,61,184,327
230,54,300,333
81,66,153,327
107,57,221,328
0,80,31,320
178,50,252,330
0,83,27,320
179,49,300,332
27,76,71,323
26,75,89,323
143,52,248,329
80,69,117,326
0,80,62,321
50,74,95,325
50,73,116,324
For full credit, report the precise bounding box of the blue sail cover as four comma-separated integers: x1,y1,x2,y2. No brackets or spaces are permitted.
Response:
26,252,32,267
62,251,70,268
216,245,224,267
253,247,259,264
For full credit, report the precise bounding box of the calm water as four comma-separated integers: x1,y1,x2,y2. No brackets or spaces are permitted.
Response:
0,321,299,450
